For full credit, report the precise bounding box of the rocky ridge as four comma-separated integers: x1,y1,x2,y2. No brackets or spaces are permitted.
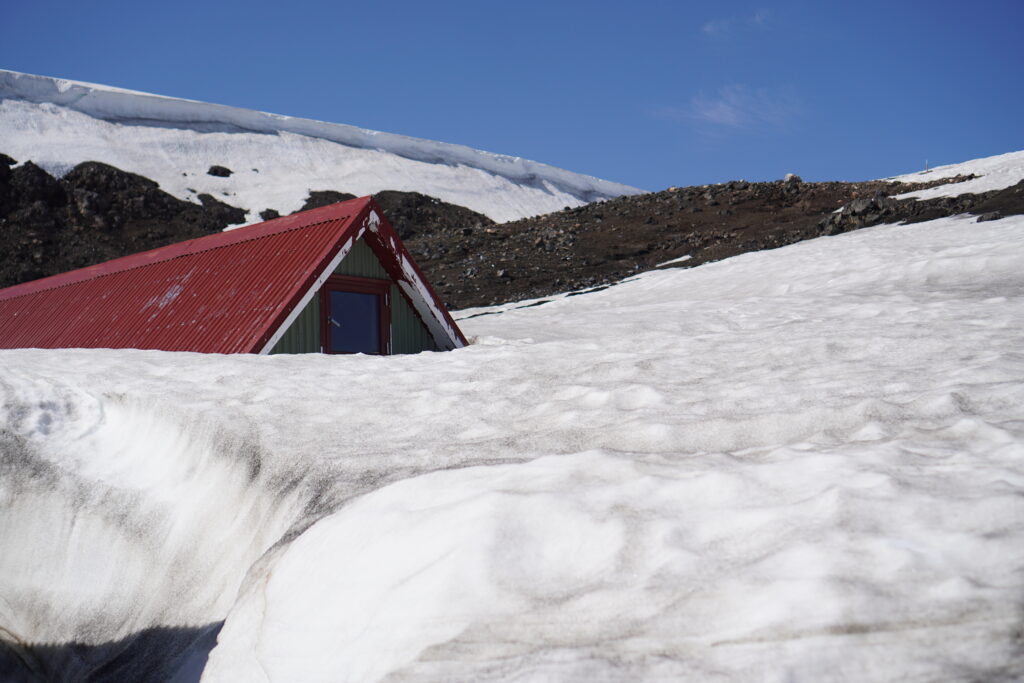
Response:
2,153,1022,311
410,173,1024,309
0,155,245,287
0,156,491,290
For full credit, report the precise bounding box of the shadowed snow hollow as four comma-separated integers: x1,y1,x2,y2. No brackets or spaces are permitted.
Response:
0,387,308,680
1,214,1023,681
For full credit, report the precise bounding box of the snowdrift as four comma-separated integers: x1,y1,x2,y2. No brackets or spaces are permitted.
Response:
2,209,1023,681
0,70,643,223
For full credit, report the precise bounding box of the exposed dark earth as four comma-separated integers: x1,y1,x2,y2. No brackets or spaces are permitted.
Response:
1,152,1022,311
411,174,1024,309
0,155,245,287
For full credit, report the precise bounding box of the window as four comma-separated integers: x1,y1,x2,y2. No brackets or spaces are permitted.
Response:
320,276,391,355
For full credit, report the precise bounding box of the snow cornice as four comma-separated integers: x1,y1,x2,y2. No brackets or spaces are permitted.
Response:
0,69,644,202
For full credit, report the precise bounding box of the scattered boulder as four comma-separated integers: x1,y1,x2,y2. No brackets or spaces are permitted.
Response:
197,193,247,226
296,189,494,242
259,209,281,221
299,190,357,212
373,191,493,240
207,165,233,177
784,173,803,184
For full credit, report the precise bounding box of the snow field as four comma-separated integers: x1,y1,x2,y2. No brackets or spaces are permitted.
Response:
0,70,643,223
1,214,1023,680
0,99,584,224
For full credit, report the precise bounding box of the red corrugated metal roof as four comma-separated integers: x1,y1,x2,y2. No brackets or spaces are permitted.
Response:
0,196,466,354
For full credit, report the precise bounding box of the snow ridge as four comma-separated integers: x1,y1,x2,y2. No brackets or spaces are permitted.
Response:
0,70,644,222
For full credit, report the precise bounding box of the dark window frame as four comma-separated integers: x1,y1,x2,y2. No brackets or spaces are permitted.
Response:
319,275,391,355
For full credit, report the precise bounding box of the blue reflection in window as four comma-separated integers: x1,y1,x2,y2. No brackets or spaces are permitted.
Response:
328,290,380,354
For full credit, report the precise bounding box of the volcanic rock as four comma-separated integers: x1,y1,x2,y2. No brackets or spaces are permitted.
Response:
0,160,248,288
3,155,1022,314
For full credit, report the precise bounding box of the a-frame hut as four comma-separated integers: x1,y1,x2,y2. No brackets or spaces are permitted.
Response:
0,197,466,355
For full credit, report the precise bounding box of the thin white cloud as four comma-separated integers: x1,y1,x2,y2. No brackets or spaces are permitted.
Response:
701,9,771,36
653,84,803,134
701,18,731,36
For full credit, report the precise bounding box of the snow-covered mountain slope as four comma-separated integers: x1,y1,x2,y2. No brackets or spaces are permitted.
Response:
2,210,1023,681
0,70,643,223
888,149,1024,200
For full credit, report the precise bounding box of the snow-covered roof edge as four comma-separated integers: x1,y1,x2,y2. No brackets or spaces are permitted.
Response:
358,202,467,351
256,203,467,354
0,69,645,202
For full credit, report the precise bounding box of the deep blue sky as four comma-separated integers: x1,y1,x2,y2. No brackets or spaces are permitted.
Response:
3,0,1022,190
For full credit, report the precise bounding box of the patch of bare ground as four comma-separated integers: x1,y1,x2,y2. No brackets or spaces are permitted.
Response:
408,173,1024,310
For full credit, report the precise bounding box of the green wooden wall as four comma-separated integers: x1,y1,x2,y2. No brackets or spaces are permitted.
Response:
269,238,439,355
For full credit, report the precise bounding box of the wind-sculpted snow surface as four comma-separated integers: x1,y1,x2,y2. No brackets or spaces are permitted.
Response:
0,70,642,223
0,388,310,680
2,214,1024,681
